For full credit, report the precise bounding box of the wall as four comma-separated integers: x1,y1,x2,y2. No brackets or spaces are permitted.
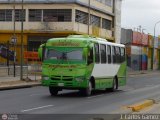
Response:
114,0,122,43
148,34,153,48
121,28,160,71
153,49,159,70
0,33,28,64
130,46,141,70
78,0,113,13
132,31,142,45
121,28,132,44
142,47,148,70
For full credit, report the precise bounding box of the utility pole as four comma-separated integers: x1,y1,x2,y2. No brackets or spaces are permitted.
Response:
20,0,24,80
152,21,160,70
138,25,142,71
13,0,16,77
137,26,145,71
7,41,9,75
88,0,90,35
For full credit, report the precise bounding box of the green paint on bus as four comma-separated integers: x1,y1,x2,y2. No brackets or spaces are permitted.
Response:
38,35,127,96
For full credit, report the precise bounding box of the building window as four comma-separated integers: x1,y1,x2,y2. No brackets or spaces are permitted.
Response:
15,9,26,21
0,9,12,21
95,43,100,63
43,9,72,22
90,15,100,27
96,0,112,7
29,9,42,22
96,0,102,2
75,10,88,25
105,0,112,7
100,44,106,63
102,18,112,30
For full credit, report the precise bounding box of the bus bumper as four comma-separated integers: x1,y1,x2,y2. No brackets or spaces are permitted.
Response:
41,79,87,89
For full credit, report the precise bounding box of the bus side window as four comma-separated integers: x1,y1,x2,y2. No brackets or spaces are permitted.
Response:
100,44,106,63
115,46,121,63
88,47,93,65
121,47,125,63
107,45,111,64
94,43,100,63
112,46,116,64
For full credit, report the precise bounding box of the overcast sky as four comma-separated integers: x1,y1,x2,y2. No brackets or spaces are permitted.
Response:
121,0,160,36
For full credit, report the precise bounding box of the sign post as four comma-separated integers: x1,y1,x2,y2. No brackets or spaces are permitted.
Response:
11,37,17,77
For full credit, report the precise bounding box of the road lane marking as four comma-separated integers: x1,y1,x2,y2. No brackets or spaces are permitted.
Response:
29,93,42,96
87,94,105,99
87,90,124,99
145,84,155,87
21,105,54,112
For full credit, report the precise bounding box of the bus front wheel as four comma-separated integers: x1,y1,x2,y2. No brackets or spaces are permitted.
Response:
49,87,59,96
80,81,92,96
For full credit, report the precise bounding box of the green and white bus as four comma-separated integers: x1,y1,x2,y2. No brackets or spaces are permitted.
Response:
39,35,127,96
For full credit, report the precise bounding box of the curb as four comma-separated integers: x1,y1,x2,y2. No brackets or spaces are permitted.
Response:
128,72,147,76
150,97,160,103
127,100,155,112
0,83,41,91
128,72,146,75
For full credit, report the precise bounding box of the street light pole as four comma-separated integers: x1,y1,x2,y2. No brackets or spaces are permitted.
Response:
20,0,24,80
137,26,146,71
88,0,90,35
137,25,142,71
141,28,146,71
13,0,16,77
152,20,160,70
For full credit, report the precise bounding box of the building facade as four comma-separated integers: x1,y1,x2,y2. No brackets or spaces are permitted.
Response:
121,28,160,71
0,0,122,64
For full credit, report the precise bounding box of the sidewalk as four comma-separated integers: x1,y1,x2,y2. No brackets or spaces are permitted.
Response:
0,75,41,90
128,70,160,76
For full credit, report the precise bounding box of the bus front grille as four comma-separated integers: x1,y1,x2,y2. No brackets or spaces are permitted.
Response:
51,76,61,81
51,76,73,81
63,76,73,81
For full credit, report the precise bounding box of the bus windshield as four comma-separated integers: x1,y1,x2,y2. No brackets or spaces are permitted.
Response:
45,48,84,61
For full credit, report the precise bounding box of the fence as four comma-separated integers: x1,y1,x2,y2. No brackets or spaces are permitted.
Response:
0,43,42,80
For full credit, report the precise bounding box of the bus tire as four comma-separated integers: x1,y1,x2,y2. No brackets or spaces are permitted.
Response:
109,77,117,92
81,81,92,96
49,87,59,96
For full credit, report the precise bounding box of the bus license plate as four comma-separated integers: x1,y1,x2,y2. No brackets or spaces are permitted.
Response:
58,83,64,86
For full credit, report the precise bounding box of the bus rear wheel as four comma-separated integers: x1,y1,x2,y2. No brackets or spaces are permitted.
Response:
49,87,59,96
108,77,117,92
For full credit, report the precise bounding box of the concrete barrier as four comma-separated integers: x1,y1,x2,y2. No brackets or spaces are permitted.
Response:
127,100,155,112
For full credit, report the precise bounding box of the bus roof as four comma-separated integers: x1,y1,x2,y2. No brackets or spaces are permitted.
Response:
47,35,125,48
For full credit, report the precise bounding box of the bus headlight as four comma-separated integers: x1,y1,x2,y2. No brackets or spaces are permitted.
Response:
75,76,85,82
43,76,49,80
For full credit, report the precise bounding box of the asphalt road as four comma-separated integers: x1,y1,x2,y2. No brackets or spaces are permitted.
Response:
0,72,160,120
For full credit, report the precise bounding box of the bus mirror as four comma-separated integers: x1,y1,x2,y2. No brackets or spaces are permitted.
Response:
42,45,46,61
87,47,93,65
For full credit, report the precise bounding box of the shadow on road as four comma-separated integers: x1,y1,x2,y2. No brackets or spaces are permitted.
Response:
42,89,124,98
